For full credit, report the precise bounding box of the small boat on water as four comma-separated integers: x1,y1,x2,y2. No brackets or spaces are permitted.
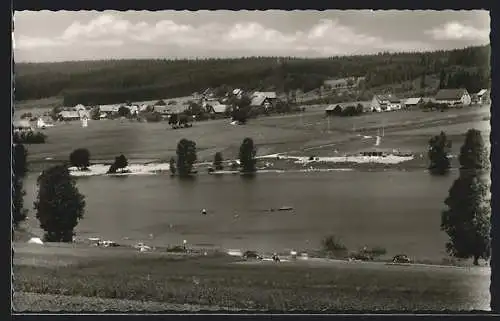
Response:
278,206,294,211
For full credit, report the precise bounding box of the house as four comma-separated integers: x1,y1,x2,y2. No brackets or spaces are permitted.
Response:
99,105,120,114
152,105,172,115
371,95,401,112
73,104,86,112
250,95,271,108
14,120,33,132
127,105,139,115
434,88,471,106
325,105,340,116
403,97,424,108
58,111,81,121
208,104,228,114
476,89,490,105
252,91,277,100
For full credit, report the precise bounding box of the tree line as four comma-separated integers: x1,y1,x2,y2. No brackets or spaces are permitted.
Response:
13,128,490,266
15,45,490,104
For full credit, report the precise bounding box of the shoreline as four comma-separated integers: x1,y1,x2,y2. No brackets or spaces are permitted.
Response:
25,152,431,178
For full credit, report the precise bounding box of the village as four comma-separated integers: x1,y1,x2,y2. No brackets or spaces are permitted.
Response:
14,77,491,132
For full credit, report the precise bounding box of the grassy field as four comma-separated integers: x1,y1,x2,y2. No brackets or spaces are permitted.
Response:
13,244,490,312
20,105,490,167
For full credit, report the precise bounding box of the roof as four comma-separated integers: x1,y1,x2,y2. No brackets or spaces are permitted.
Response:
477,89,488,96
212,105,228,113
253,91,277,99
15,120,32,128
404,97,423,105
374,94,400,103
325,105,340,111
74,104,86,111
152,105,171,114
251,96,267,106
99,105,119,112
435,88,468,101
59,111,80,118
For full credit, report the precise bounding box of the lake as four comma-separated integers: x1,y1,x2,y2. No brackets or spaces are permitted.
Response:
23,170,457,261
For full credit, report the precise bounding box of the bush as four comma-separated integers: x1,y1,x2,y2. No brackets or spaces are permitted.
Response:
321,235,348,258
141,111,162,122
107,154,128,174
213,152,224,171
13,131,47,144
69,148,91,170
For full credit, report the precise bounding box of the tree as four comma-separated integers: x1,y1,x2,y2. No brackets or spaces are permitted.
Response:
213,152,224,171
169,157,177,176
428,131,452,175
420,73,426,89
69,148,91,170
90,107,100,120
13,177,27,228
439,69,447,89
441,129,491,266
176,139,197,177
14,144,28,178
168,113,179,128
115,154,128,171
459,129,490,171
34,165,86,242
155,99,166,106
239,138,257,173
13,144,28,228
107,154,128,174
118,106,131,118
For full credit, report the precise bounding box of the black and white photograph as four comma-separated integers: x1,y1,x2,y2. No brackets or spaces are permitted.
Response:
12,9,493,313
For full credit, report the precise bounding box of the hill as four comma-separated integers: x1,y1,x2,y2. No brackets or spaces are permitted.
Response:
14,45,490,106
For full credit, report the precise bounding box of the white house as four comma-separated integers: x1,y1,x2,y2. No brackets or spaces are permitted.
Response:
73,104,86,112
58,111,81,121
403,97,424,108
371,94,401,112
476,89,490,104
99,105,120,114
252,91,277,100
434,88,471,106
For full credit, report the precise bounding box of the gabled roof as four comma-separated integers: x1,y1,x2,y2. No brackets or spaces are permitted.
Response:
477,89,488,96
404,97,423,105
253,91,277,99
152,105,172,114
374,94,400,103
435,88,468,101
59,111,80,118
250,95,267,106
211,105,228,113
325,105,338,111
15,120,32,128
99,105,120,112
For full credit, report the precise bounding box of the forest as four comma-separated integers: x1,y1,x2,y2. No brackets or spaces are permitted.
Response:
14,45,490,106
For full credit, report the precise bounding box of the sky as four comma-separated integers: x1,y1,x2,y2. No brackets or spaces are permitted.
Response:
13,10,490,62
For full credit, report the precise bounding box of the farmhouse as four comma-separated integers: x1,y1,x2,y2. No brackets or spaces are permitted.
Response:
206,102,229,114
403,97,424,108
152,105,172,115
73,104,86,111
371,94,401,112
14,120,33,132
434,88,471,106
99,105,120,114
58,111,81,121
476,89,490,104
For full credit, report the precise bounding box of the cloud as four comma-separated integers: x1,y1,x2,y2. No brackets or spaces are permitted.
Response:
15,13,434,57
425,21,489,41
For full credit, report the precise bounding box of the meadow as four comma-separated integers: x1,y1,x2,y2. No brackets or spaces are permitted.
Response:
13,244,490,312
